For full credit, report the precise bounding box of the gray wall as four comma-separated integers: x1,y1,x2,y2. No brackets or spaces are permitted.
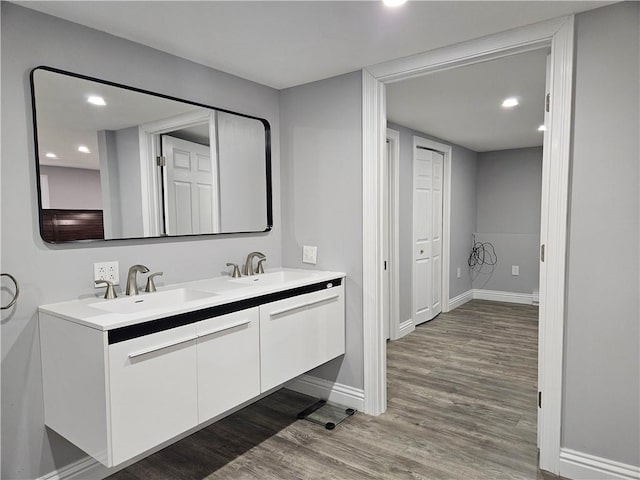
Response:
387,122,478,323
563,2,640,466
97,130,123,238
279,72,363,389
473,147,542,294
96,126,149,239
217,112,268,232
0,4,281,479
112,126,144,238
39,166,102,210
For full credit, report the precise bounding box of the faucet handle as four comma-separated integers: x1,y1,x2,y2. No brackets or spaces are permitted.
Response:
95,280,117,299
226,263,241,278
144,272,163,293
256,258,266,274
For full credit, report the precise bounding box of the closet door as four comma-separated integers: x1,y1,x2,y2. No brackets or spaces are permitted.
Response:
413,142,443,325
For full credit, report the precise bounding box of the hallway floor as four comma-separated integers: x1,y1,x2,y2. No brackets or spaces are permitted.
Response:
108,300,562,480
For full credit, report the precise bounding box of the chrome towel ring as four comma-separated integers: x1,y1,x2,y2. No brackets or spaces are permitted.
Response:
1,273,19,310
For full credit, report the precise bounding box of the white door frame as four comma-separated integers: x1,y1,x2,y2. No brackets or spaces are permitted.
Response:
385,128,404,341
361,15,574,475
138,110,218,236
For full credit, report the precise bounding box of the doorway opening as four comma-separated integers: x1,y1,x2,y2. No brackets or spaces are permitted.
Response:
385,45,548,463
362,16,574,475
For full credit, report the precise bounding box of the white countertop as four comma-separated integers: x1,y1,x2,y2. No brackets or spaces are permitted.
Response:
39,268,345,331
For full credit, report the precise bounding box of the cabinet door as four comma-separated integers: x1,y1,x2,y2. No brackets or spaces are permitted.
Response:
260,285,345,391
196,308,260,423
108,324,198,465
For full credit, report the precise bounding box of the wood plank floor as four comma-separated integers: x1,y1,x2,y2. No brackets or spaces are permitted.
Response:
108,300,564,480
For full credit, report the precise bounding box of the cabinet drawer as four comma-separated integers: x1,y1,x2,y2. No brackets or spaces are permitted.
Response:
196,308,260,422
260,285,345,391
108,323,198,465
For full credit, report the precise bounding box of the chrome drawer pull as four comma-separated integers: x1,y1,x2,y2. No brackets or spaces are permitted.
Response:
128,334,198,359
269,294,339,318
197,319,251,338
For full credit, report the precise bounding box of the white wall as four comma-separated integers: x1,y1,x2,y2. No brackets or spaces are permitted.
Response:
38,165,103,210
387,122,478,321
0,4,281,479
279,71,363,389
473,147,542,294
563,2,639,466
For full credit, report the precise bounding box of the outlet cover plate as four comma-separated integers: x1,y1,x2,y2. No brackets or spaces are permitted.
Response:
302,245,317,265
511,265,520,276
94,261,120,287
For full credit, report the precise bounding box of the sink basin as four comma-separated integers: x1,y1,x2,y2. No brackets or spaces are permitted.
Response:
229,270,316,287
90,288,217,314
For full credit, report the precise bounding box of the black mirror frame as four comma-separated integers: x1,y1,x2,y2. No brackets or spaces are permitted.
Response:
30,65,273,244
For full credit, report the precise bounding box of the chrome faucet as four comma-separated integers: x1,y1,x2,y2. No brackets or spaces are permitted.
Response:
243,252,266,276
126,264,149,296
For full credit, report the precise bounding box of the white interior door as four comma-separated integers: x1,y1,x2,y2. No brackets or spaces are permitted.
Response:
162,135,216,235
413,140,443,325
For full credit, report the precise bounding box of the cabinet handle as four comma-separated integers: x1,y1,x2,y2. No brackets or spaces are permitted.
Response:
197,318,251,338
128,334,198,359
269,294,340,318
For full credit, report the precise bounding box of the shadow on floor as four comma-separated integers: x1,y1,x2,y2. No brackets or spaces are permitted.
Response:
106,389,315,480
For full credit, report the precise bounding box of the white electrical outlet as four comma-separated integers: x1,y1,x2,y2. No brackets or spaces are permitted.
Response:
457,267,461,279
302,245,317,265
512,265,520,276
94,261,120,287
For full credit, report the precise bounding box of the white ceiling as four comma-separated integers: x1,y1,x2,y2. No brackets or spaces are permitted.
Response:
34,69,202,169
387,48,549,152
22,1,612,156
21,1,610,90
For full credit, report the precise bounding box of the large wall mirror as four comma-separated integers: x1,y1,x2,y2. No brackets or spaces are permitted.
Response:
30,66,272,243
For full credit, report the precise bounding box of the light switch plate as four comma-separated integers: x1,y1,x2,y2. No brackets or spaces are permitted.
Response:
457,267,461,279
94,261,120,287
302,245,317,265
511,265,520,276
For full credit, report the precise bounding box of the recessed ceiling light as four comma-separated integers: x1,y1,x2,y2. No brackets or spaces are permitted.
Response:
87,95,106,106
538,125,547,132
383,0,407,7
45,152,58,159
501,97,519,108
78,145,91,154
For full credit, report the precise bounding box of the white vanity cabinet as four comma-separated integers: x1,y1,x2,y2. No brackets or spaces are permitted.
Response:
39,270,345,468
108,323,199,465
260,283,345,391
195,308,260,423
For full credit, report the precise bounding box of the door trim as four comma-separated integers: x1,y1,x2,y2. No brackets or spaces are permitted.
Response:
138,110,217,236
385,128,403,340
361,15,574,474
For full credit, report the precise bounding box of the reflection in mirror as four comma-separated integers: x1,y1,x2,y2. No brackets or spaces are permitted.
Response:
31,67,272,243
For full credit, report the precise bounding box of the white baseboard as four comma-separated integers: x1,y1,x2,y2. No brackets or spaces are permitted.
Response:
285,374,365,411
448,290,473,310
38,455,104,480
473,289,534,305
560,448,640,480
448,289,536,310
398,318,414,337
532,289,540,306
